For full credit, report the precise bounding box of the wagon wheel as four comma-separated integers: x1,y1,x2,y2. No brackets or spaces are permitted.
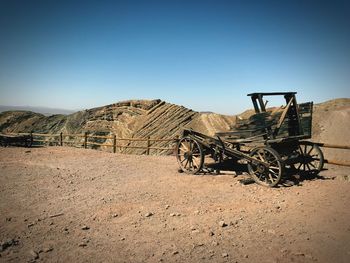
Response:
248,146,284,187
176,136,204,174
295,141,324,175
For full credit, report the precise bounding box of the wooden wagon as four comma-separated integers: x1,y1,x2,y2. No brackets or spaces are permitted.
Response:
175,92,324,187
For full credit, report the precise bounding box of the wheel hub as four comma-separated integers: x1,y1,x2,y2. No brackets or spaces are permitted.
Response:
257,164,267,173
184,151,192,160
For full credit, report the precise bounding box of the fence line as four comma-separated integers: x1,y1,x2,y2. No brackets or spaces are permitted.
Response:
15,132,178,155
2,132,350,166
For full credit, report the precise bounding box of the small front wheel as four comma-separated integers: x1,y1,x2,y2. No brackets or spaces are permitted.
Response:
248,146,284,187
176,136,204,174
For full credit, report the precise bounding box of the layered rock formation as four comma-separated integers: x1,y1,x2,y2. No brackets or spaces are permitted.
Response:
0,99,235,154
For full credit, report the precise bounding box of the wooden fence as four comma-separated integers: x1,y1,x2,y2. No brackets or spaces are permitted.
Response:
13,132,178,155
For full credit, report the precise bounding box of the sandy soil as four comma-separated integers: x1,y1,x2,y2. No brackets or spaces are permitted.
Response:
0,146,350,263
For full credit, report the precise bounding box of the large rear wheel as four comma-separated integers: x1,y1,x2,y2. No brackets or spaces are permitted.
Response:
176,136,204,174
248,146,284,187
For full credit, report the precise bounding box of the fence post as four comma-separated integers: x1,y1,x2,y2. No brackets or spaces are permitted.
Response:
84,132,88,149
146,136,150,155
113,134,117,153
60,132,63,146
30,131,33,147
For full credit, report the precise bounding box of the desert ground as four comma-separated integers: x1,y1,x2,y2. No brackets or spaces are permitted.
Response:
0,146,350,263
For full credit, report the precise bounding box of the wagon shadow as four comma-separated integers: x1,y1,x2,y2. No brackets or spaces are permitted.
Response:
191,161,331,187
280,167,331,187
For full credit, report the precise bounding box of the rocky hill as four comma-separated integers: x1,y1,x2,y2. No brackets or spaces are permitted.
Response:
0,98,349,160
0,99,235,154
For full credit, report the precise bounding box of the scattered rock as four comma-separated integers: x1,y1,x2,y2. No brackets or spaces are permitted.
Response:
144,212,154,217
49,213,64,218
43,246,53,253
0,239,19,252
81,226,90,230
29,249,39,259
219,220,228,227
222,253,228,258
27,222,35,228
169,213,181,217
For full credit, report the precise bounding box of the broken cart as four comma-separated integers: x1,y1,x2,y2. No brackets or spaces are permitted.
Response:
175,92,324,187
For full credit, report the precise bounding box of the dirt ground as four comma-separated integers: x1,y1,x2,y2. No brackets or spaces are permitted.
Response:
0,147,350,263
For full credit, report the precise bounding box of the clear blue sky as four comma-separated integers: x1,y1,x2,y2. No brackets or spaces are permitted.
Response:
0,0,349,114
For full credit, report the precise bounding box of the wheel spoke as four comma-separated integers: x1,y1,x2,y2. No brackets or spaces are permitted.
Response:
257,152,264,161
306,163,312,171
184,159,189,168
189,141,194,151
179,148,186,153
297,163,302,170
309,162,316,169
192,157,199,167
268,173,274,182
307,144,314,155
181,142,189,151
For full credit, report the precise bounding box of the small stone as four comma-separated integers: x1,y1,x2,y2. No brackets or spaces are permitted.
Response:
145,212,153,217
219,220,228,227
173,251,179,255
209,231,215,236
169,213,176,217
81,226,90,230
120,237,125,241
165,205,170,209
194,210,200,215
78,242,87,247
29,249,39,259
222,253,228,258
244,254,249,258
43,246,53,253
112,213,118,218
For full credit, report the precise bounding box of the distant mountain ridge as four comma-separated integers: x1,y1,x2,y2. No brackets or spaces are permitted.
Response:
0,105,75,116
